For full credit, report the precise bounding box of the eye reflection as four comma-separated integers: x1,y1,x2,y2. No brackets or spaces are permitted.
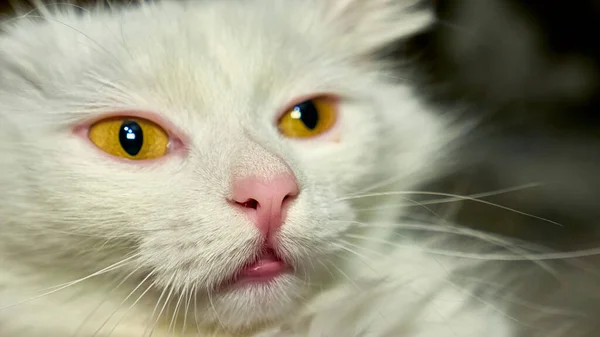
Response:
88,117,169,160
277,97,337,138
119,121,144,156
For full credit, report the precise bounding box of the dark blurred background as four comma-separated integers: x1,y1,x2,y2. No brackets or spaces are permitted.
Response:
402,0,600,250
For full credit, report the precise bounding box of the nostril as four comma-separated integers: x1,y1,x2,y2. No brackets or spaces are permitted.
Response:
282,193,296,203
237,198,259,210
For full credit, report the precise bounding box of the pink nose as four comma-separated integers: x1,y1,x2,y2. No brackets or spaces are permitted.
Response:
231,173,299,237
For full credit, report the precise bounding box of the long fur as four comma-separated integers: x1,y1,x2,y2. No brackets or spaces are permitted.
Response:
0,1,518,336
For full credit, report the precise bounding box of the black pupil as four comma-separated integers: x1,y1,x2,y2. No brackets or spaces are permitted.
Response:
293,101,319,130
119,120,144,156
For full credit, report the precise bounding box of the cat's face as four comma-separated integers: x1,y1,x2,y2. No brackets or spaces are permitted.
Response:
0,0,447,332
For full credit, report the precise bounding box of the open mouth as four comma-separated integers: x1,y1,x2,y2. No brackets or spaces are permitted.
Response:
223,248,291,288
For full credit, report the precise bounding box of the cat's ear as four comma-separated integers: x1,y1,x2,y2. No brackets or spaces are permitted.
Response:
321,0,434,53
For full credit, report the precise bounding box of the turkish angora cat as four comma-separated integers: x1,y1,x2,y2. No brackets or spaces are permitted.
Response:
0,0,511,336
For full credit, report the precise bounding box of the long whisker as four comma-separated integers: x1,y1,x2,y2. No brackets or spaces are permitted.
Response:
0,253,139,310
106,278,158,337
347,172,415,197
329,240,537,331
193,284,202,336
32,2,91,15
75,264,145,336
314,260,336,285
31,227,135,239
91,270,155,337
440,275,536,329
34,252,139,292
342,218,600,278
338,188,561,227
331,242,382,277
320,260,361,291
208,289,228,334
452,275,585,318
340,219,532,250
350,182,539,201
148,281,176,337
343,233,600,261
355,184,544,212
169,285,186,336
143,274,174,337
181,284,193,337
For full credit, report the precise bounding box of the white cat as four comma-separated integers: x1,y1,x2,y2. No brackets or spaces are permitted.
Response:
0,0,512,336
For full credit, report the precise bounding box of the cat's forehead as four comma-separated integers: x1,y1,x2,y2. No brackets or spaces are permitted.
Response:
2,0,342,117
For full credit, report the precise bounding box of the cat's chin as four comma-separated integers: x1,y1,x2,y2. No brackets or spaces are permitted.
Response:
201,273,307,333
154,252,309,332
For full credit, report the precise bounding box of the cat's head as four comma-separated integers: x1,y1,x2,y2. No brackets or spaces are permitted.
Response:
0,0,451,332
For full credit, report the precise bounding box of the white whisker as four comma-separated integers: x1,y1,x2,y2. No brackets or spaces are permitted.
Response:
343,233,600,261
452,275,585,318
320,260,361,291
107,278,158,337
193,284,202,335
181,284,193,337
208,289,227,334
148,281,176,337
92,270,155,337
169,285,186,336
75,264,145,336
143,274,174,337
0,253,139,311
339,188,561,227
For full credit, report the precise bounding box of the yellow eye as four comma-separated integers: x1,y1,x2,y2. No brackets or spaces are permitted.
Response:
277,97,337,138
88,117,169,160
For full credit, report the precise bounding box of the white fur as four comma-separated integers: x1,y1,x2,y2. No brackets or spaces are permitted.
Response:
0,1,511,336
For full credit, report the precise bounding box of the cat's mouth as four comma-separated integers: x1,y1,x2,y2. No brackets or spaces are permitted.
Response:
219,248,292,290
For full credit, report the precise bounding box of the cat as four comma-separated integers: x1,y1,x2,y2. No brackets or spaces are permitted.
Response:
0,0,514,336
